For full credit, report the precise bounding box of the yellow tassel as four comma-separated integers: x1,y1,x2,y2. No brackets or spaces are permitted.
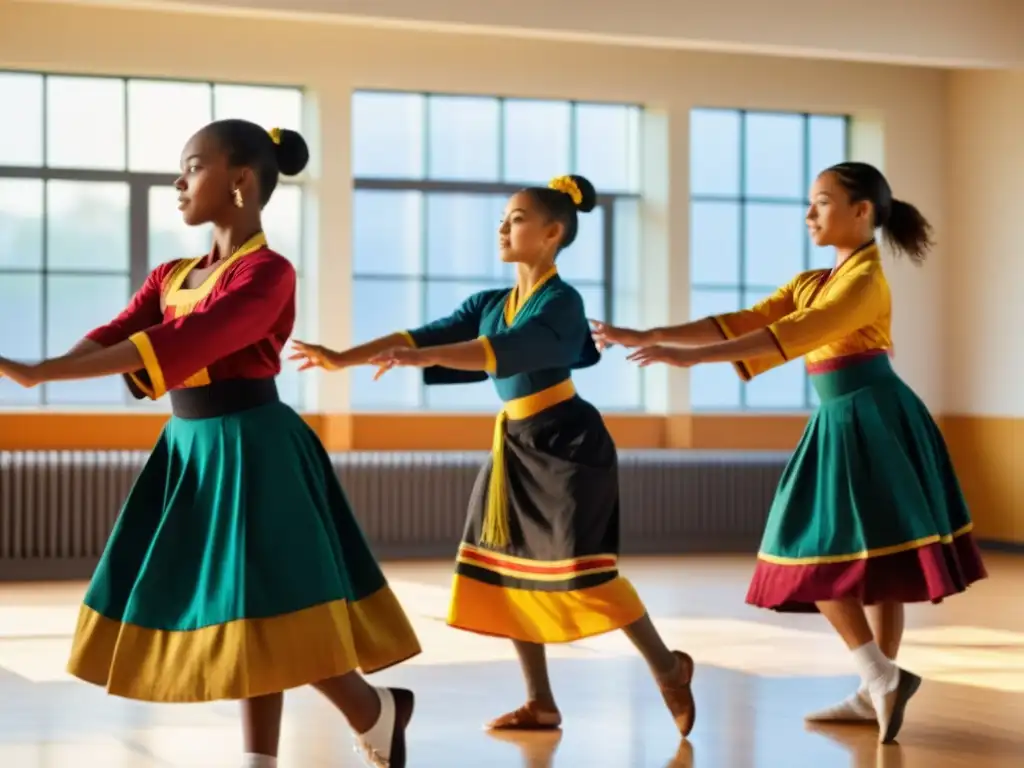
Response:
480,410,511,548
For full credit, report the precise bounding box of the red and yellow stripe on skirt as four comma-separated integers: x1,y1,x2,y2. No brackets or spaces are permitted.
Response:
447,543,647,643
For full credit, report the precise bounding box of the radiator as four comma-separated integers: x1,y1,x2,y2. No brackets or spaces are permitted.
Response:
0,449,788,581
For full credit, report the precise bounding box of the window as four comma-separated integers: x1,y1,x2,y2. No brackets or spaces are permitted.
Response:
688,109,848,411
0,72,305,408
350,91,644,412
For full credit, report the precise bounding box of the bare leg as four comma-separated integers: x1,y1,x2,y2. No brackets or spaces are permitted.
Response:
816,599,920,744
868,602,905,660
487,640,561,730
241,693,283,762
513,640,558,711
622,613,678,679
623,613,696,736
313,671,382,733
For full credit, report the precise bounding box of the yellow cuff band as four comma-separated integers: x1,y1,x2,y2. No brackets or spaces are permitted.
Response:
128,331,167,400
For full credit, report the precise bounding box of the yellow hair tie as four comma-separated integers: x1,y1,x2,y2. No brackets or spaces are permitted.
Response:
268,127,282,145
548,175,582,206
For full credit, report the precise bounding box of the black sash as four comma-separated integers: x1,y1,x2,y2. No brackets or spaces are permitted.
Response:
169,378,279,419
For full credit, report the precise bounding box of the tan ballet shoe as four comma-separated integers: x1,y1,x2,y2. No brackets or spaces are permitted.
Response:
486,701,562,731
659,650,696,737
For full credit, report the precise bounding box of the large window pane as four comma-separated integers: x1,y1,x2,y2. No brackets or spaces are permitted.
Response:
741,290,806,409
149,186,212,268
574,104,639,193
744,112,804,199
425,193,507,280
557,205,604,283
689,289,741,410
47,181,130,272
0,73,44,167
0,179,43,269
45,275,129,405
46,76,125,170
353,190,422,276
0,274,43,406
690,201,740,286
502,100,571,185
808,115,847,190
423,279,504,412
351,91,642,412
427,96,500,182
690,109,740,197
352,92,425,179
612,199,642,327
573,284,641,410
275,276,303,409
690,108,846,411
263,184,302,268
808,229,834,271
350,277,421,409
744,203,806,287
128,80,212,172
214,84,303,132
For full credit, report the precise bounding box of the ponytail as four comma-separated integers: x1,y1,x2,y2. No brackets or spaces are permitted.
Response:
827,161,934,265
882,198,933,265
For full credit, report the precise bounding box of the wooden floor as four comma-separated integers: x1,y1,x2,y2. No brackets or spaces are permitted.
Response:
1,555,1022,767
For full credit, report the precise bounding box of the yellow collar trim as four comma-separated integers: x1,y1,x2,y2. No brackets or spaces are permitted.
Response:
165,232,268,308
503,266,559,326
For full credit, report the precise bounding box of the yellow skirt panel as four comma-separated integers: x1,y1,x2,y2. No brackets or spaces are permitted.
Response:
447,574,646,644
67,586,421,702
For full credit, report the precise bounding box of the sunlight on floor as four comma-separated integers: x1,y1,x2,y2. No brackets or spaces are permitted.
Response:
2,578,1022,693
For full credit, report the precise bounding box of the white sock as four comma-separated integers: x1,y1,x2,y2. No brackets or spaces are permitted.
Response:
851,641,899,696
242,754,277,768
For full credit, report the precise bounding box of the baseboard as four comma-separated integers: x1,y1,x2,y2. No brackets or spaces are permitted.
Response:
978,539,1024,554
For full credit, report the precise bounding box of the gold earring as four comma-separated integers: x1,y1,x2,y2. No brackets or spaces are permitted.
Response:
233,189,244,208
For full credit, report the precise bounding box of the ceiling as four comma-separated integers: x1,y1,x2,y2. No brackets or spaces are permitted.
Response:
18,0,1024,69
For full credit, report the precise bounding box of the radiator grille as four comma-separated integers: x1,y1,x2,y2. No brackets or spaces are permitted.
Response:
0,449,788,580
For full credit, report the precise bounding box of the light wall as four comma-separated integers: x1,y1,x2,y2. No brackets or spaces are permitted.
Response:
944,70,1024,542
1,3,1017,540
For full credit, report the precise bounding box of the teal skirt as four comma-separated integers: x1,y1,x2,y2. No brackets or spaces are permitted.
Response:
67,399,421,702
746,354,986,612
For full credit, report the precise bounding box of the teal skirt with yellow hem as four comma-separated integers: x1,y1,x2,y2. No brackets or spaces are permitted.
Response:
67,381,421,702
746,353,987,613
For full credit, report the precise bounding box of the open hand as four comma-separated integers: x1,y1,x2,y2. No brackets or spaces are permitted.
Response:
589,319,650,350
626,345,702,368
367,347,429,380
0,357,43,388
289,340,343,372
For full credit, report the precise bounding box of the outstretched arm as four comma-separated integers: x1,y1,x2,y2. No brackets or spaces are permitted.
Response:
628,328,780,368
368,338,490,377
290,332,413,371
591,318,723,348
0,340,144,388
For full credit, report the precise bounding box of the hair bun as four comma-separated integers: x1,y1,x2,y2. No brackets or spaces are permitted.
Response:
569,174,597,213
272,128,310,176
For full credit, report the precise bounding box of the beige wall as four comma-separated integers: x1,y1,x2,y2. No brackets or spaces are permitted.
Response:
944,70,1024,542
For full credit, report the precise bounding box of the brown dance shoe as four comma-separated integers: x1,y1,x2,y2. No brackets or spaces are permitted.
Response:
486,701,563,731
659,650,696,737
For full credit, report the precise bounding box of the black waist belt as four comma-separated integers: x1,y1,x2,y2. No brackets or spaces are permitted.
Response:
169,378,279,419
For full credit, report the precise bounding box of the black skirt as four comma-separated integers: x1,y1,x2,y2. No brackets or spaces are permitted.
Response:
446,396,647,643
